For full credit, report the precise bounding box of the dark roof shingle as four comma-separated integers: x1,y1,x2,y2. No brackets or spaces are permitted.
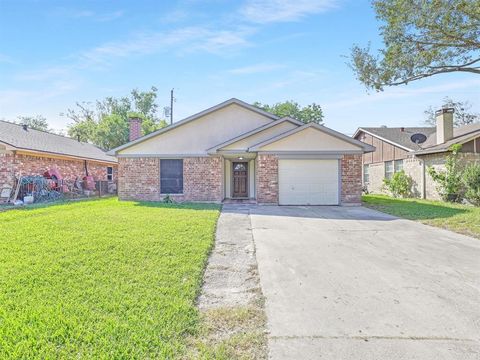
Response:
358,123,480,154
359,127,436,150
0,120,116,163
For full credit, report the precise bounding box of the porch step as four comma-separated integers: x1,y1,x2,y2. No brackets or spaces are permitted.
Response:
223,198,257,204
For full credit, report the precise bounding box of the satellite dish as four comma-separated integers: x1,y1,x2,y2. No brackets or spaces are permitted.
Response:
410,133,427,144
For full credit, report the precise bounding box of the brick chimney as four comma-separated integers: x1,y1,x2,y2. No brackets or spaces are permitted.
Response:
436,107,454,144
129,116,143,142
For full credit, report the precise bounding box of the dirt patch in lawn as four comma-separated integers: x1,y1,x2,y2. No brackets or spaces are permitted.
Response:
186,205,267,360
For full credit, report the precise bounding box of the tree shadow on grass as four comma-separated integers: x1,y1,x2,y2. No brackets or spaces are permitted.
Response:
364,197,469,220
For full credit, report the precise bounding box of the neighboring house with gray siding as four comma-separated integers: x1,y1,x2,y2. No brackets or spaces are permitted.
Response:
353,108,480,200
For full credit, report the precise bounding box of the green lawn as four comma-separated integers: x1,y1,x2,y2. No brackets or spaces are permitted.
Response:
363,194,480,239
0,198,220,359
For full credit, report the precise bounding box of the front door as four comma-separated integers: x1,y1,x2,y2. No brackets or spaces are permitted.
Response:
232,162,248,198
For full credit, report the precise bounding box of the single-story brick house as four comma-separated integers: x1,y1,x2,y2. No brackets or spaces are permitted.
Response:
108,98,374,205
0,120,118,191
353,108,480,200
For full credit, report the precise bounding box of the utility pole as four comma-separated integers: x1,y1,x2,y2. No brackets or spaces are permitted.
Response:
170,88,174,124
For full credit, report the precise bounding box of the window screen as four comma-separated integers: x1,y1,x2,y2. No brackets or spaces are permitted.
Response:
363,164,369,184
160,159,183,194
394,160,403,173
385,161,394,180
107,167,113,181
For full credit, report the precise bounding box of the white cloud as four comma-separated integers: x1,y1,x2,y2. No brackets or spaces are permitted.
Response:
240,0,338,23
59,8,124,22
229,63,286,74
78,26,253,66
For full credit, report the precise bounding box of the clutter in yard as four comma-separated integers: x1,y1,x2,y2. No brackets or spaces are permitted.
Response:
1,168,117,205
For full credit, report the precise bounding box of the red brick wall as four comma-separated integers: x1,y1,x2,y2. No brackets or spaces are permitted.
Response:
118,156,223,202
341,154,362,204
256,154,278,204
118,157,161,201
0,152,117,188
183,157,223,202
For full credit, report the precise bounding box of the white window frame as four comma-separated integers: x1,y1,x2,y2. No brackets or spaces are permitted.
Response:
107,166,113,181
385,161,394,180
363,164,369,184
394,160,403,173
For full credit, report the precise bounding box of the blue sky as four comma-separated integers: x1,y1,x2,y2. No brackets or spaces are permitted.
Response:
1,0,479,135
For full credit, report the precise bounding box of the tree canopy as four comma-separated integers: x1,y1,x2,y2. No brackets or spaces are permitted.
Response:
65,87,167,150
16,115,50,132
350,0,480,91
425,97,480,127
253,100,324,124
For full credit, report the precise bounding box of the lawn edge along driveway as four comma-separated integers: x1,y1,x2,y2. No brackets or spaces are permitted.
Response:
0,198,220,359
363,194,480,239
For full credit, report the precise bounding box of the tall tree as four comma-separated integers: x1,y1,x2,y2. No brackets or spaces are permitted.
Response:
254,101,324,124
425,97,480,127
16,115,50,131
350,0,480,91
64,87,168,150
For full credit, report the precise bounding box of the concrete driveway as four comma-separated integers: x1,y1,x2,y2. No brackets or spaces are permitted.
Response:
247,205,480,359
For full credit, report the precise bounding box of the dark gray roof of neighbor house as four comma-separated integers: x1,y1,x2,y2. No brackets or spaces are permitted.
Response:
358,127,436,151
416,122,480,154
0,120,117,163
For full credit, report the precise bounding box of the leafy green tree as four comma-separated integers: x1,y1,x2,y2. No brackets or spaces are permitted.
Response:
425,97,479,127
462,164,480,206
253,101,324,124
65,87,167,150
16,115,50,132
427,144,465,202
350,0,480,91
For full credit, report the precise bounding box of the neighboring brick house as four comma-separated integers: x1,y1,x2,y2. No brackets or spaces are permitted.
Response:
108,98,374,205
353,108,480,200
0,120,117,191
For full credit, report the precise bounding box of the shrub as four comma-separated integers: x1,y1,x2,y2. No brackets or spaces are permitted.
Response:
162,194,174,203
427,144,464,202
383,170,412,198
462,164,480,206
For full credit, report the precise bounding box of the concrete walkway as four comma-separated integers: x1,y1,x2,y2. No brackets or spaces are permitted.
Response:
244,205,480,360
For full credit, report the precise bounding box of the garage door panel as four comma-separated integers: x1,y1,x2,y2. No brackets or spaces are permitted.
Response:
279,159,339,205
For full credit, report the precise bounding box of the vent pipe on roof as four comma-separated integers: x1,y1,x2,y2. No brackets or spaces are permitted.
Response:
436,107,454,144
22,124,28,131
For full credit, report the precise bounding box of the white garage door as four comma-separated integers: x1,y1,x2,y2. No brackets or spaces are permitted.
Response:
278,159,339,205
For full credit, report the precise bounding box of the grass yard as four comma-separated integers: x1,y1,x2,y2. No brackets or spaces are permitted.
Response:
0,198,220,359
363,194,480,239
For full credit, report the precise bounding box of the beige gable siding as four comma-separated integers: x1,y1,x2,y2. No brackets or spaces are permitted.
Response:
259,127,361,152
221,121,298,151
119,104,273,155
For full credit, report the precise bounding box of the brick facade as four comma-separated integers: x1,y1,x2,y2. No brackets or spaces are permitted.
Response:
118,154,363,205
118,156,223,202
256,154,279,204
0,152,117,189
118,157,161,201
340,154,362,205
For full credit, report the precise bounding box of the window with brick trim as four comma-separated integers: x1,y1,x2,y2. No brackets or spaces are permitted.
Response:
385,161,394,179
160,159,183,194
107,167,113,181
363,164,369,184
